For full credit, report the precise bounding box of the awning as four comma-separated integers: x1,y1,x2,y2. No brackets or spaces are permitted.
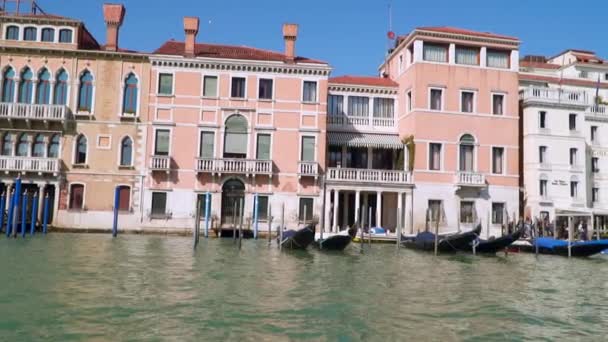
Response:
328,132,403,149
555,209,592,217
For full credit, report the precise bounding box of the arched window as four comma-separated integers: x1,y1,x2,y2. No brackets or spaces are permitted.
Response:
48,134,60,158
59,29,72,43
54,69,68,105
459,134,475,172
32,134,45,157
120,136,133,166
123,73,138,114
223,115,248,158
1,67,15,102
16,133,28,157
36,68,51,104
41,28,55,42
23,27,37,41
5,25,19,40
78,71,94,112
1,133,12,156
74,135,87,164
18,67,33,104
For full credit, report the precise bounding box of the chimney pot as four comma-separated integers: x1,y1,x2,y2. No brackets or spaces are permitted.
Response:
103,3,126,52
184,16,200,57
282,23,298,62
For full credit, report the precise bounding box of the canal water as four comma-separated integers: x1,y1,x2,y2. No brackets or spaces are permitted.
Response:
0,234,607,341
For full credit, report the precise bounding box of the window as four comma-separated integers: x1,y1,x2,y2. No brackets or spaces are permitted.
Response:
569,114,577,131
492,147,504,174
16,133,28,157
429,143,442,171
255,195,269,221
41,28,54,42
570,181,578,198
120,137,133,166
54,69,68,105
117,186,131,212
199,131,214,159
74,134,87,164
328,95,344,115
486,50,509,69
539,111,547,129
430,88,442,110
579,71,588,79
154,129,170,156
593,188,599,203
258,78,273,100
1,134,11,156
492,203,505,224
301,136,315,162
203,76,217,97
223,115,248,158
123,73,138,114
69,184,84,210
348,96,369,117
2,67,15,102
540,179,548,197
569,148,577,166
539,146,547,164
592,157,599,173
5,25,19,40
231,77,246,98
423,43,447,63
32,134,45,157
605,73,608,81
461,91,475,113
328,146,342,167
157,73,173,95
407,91,412,112
492,94,504,115
459,134,475,172
151,192,167,217
23,27,36,41
18,67,33,104
298,198,314,223
455,46,479,65
78,71,94,111
48,134,60,158
429,200,443,222
303,81,317,102
460,201,474,223
373,98,394,118
36,68,51,104
256,134,271,160
591,126,598,143
59,29,72,43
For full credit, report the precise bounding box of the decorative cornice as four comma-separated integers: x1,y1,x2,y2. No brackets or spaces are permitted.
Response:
0,46,148,61
328,84,398,95
414,30,520,47
0,15,80,27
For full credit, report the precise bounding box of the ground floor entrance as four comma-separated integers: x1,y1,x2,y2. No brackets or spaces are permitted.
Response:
221,179,245,226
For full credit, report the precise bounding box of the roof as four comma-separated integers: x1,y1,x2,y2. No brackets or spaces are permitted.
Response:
329,75,398,87
153,40,326,64
519,74,608,89
519,61,561,70
415,26,519,41
0,12,78,21
328,132,402,149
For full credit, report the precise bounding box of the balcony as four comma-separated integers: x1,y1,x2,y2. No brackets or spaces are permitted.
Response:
298,161,319,179
519,87,588,108
0,103,71,127
196,158,272,176
150,155,171,173
327,115,395,132
586,105,608,121
455,172,486,187
0,157,59,175
327,167,412,186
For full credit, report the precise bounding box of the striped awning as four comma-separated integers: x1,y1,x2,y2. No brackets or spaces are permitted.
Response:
328,132,403,149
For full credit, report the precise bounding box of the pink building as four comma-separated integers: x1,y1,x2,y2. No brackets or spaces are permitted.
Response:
143,17,331,230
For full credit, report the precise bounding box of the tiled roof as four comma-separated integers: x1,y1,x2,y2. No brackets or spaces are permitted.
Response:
416,26,519,41
329,75,398,87
153,40,326,64
519,74,608,89
519,61,561,70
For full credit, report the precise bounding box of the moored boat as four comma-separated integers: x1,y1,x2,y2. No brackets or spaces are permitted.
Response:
532,238,608,257
467,227,524,254
278,224,316,250
314,228,356,251
401,224,482,253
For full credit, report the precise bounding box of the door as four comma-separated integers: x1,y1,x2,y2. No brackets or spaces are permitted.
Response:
221,179,245,225
118,186,130,212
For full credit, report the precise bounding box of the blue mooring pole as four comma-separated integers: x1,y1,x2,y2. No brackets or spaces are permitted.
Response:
204,192,210,238
6,189,14,237
21,191,28,238
30,192,38,235
112,186,119,237
0,192,5,233
42,193,49,234
253,193,259,239
13,178,22,238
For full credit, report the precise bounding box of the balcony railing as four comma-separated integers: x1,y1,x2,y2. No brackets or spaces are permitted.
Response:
327,167,412,185
298,161,319,178
455,172,486,187
327,115,395,130
587,105,608,118
0,102,71,123
519,87,588,107
150,155,171,172
196,158,272,175
0,157,59,174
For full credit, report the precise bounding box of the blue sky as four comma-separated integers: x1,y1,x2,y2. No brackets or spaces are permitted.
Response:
39,0,608,76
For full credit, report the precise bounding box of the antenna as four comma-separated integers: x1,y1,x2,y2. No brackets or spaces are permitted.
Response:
1,0,45,15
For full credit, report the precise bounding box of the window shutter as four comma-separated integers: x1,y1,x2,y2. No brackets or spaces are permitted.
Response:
225,133,248,154
204,76,217,97
200,132,214,158
155,130,170,155
256,134,271,160
301,137,315,161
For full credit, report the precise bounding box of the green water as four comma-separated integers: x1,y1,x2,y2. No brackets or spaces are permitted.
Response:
0,234,607,341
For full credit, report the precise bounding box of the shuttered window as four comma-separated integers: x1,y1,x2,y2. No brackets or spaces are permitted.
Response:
256,134,271,160
154,129,170,156
158,73,173,95
224,115,248,157
203,76,218,97
199,131,214,158
301,136,315,161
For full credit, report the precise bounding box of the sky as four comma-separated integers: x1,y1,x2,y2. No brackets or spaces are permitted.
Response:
33,0,608,76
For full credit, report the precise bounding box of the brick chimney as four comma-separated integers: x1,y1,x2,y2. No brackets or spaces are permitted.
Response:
282,23,298,62
103,3,125,52
184,16,200,57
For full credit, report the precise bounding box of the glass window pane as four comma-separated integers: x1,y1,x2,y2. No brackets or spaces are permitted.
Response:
487,50,509,69
155,130,170,156
259,79,273,100
59,29,73,43
121,138,133,166
423,44,448,62
200,132,214,158
328,95,344,115
348,96,369,117
231,77,246,98
493,94,504,115
301,136,315,161
158,74,173,95
303,81,317,102
255,196,269,220
256,134,271,160
373,98,394,118
203,76,218,97
455,47,479,65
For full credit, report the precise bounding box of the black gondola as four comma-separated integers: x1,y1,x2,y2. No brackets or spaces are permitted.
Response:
401,224,482,253
278,224,316,250
314,228,356,251
467,227,524,254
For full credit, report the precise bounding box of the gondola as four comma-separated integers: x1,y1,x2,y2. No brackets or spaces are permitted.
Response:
467,227,524,254
314,228,356,251
278,224,316,250
401,224,482,253
532,238,608,257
